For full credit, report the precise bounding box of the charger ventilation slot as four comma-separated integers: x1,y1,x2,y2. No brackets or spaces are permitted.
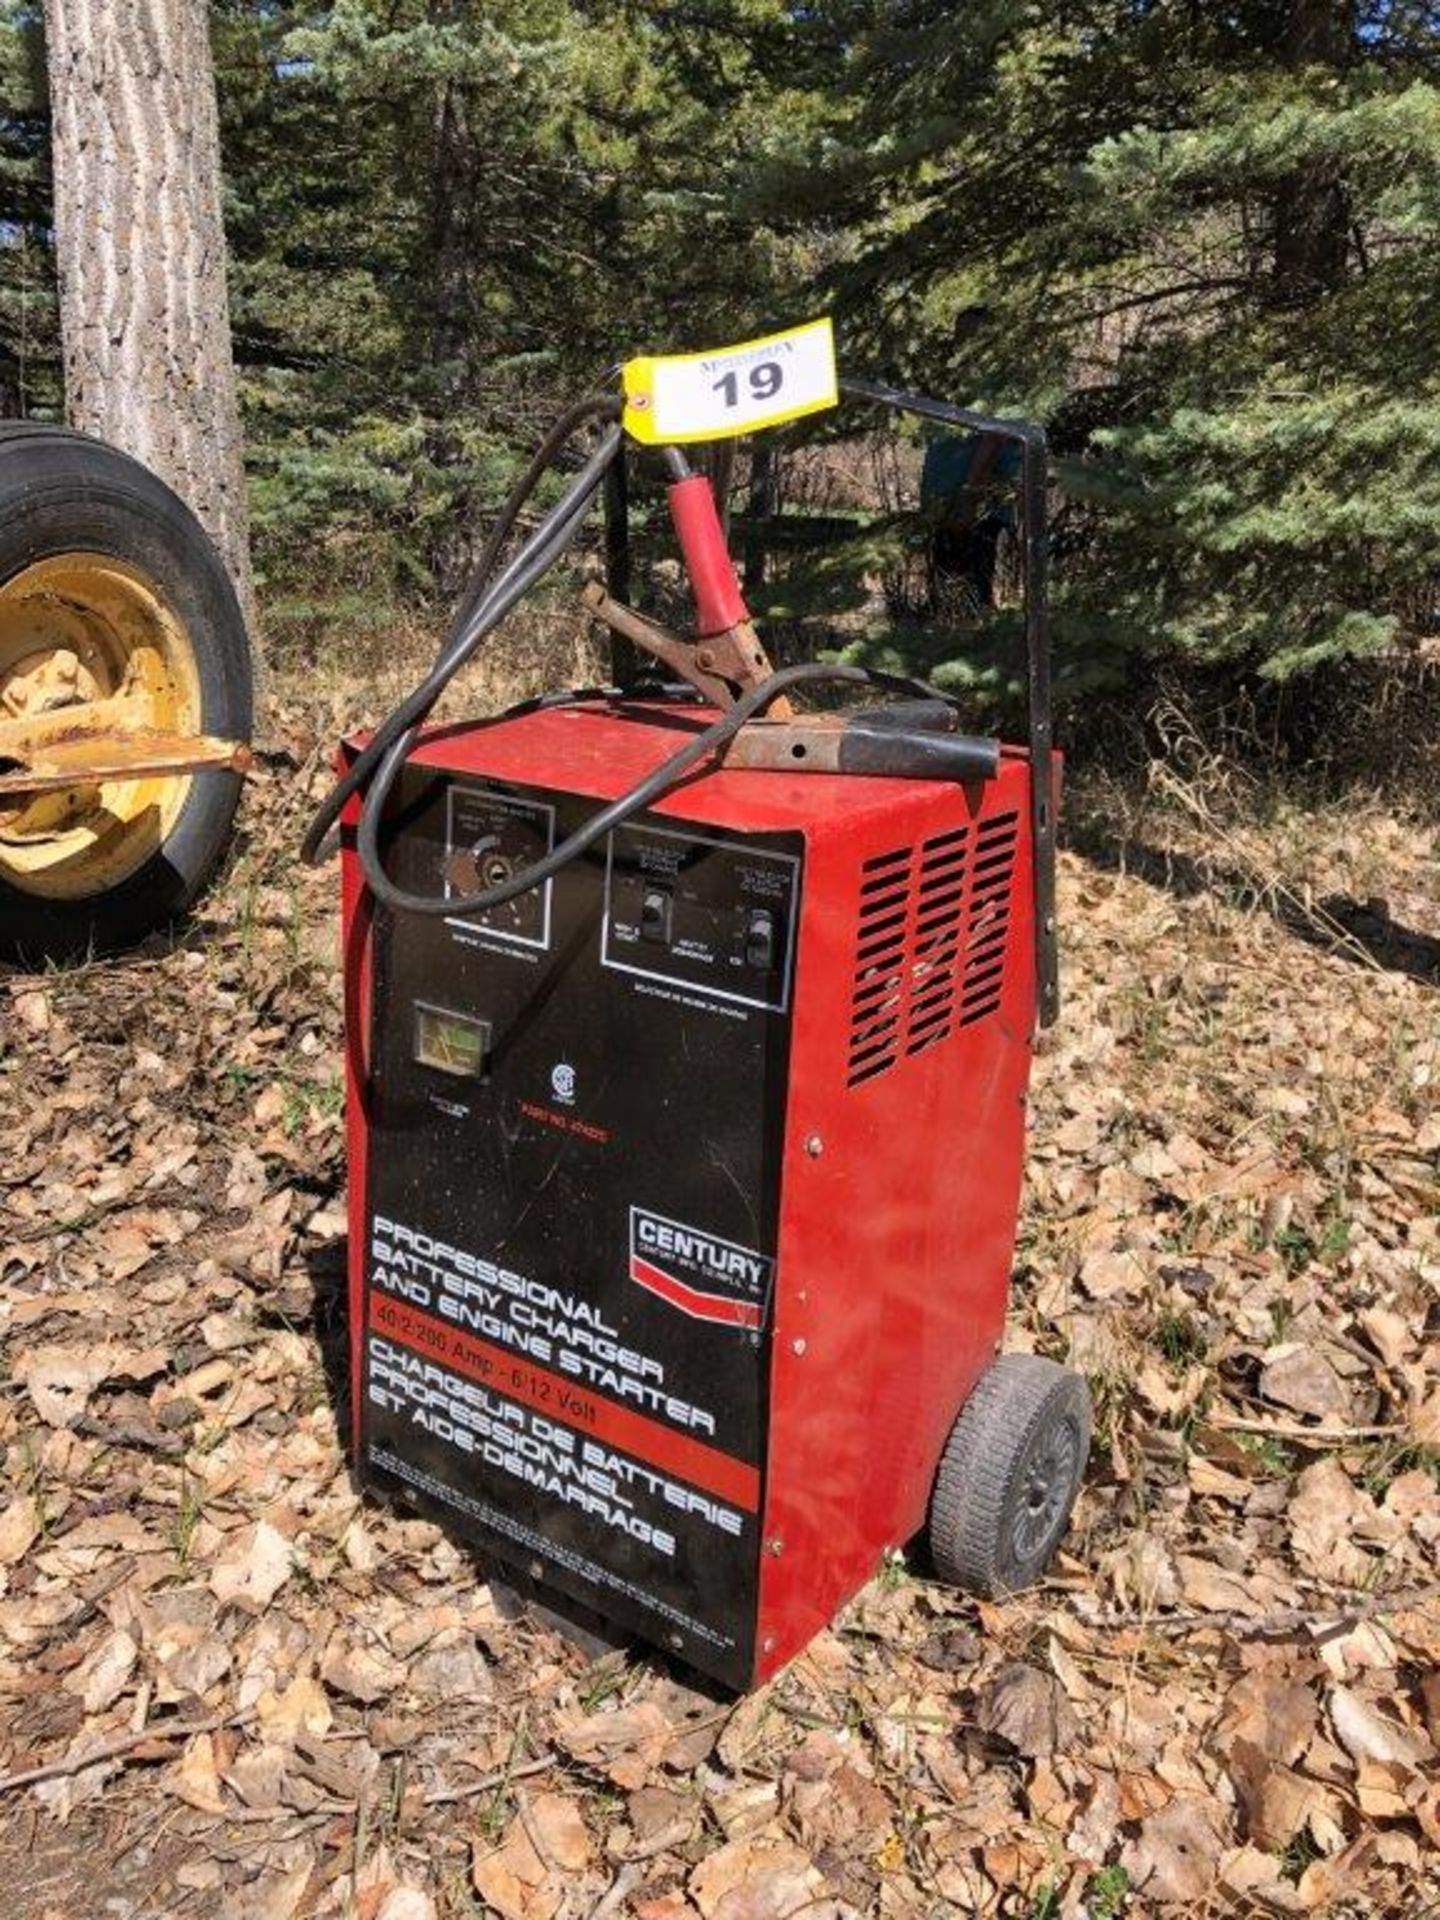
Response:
847,845,911,1086
848,825,975,1085
959,811,1019,1027
907,827,968,1058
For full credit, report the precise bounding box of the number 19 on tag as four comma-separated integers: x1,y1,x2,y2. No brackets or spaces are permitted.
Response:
712,360,784,411
623,318,837,445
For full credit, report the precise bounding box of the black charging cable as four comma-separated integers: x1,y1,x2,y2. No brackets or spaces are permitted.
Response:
302,406,623,867
357,658,962,918
304,390,982,918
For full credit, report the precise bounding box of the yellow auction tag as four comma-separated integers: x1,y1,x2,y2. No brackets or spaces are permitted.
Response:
622,317,838,445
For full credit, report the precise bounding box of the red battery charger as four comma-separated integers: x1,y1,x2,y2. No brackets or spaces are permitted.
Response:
326,376,1089,1690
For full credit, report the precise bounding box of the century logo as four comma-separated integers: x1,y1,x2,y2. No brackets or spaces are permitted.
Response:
628,1207,773,1331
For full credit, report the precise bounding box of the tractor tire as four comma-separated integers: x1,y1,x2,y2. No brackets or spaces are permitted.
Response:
0,423,253,962
929,1354,1091,1598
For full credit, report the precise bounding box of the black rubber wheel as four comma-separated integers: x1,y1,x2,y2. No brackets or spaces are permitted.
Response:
0,423,253,961
929,1354,1091,1597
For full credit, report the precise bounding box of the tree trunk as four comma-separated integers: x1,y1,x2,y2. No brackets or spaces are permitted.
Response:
1272,0,1354,305
42,0,256,632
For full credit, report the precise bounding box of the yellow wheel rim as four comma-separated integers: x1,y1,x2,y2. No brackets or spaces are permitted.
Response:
0,554,201,899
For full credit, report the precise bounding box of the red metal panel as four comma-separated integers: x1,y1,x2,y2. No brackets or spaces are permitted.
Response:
390,704,962,838
752,761,1036,1681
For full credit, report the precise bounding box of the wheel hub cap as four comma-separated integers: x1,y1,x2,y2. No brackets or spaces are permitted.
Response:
0,555,200,899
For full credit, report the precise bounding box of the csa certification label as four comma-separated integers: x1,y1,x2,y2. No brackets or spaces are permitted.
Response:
629,1206,773,1332
622,318,838,445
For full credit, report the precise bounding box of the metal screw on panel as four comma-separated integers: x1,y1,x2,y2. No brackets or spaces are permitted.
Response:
792,1337,807,1356
767,1537,784,1556
669,1633,684,1651
805,1134,823,1158
529,1560,544,1581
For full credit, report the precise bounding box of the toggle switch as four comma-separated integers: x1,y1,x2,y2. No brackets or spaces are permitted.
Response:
641,886,672,944
744,908,775,970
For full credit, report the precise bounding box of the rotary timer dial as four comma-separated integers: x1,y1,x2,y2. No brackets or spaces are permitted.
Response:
443,788,554,945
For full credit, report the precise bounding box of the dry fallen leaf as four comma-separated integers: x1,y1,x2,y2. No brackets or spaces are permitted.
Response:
975,1662,1080,1758
1120,1798,1226,1905
226,1742,289,1810
209,1520,295,1611
689,1832,828,1920
168,1730,229,1815
524,1789,593,1871
471,1810,556,1920
710,1780,779,1842
0,1496,40,1568
63,1628,139,1714
1228,1738,1342,1852
226,1858,313,1920
321,1632,405,1704
1261,1344,1351,1422
553,1702,672,1790
624,1783,696,1855
1358,1305,1410,1369
374,1891,437,1920
28,1739,120,1824
256,1673,333,1743
1288,1458,1384,1585
407,1635,490,1701
1078,1247,1148,1301
1067,1769,1121,1863
1175,1555,1267,1613
159,1630,233,1701
14,1344,120,1428
1216,1672,1318,1767
792,1759,892,1859
1330,1687,1433,1768
1219,1844,1308,1915
1,683,1434,1920
12,987,50,1032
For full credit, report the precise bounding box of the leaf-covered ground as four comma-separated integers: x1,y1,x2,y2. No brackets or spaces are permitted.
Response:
2,687,1437,1920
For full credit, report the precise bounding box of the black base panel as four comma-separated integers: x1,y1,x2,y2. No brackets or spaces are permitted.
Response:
364,1457,744,1689
358,764,802,1691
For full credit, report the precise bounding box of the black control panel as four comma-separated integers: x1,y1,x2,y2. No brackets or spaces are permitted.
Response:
361,768,803,1690
602,822,798,1012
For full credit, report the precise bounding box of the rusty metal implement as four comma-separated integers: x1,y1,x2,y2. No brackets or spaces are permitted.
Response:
0,722,251,798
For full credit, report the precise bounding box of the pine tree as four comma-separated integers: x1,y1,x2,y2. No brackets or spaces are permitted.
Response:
215,0,632,625
0,1,60,419
0,0,816,633
205,0,813,634
764,1,1440,684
